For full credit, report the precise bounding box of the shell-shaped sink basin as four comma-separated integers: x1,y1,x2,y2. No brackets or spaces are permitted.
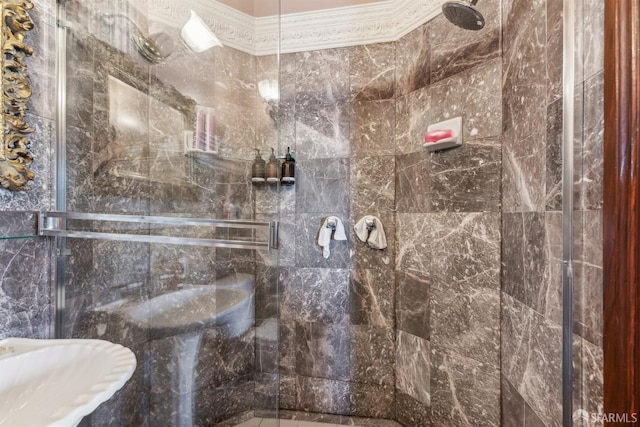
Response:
0,338,136,427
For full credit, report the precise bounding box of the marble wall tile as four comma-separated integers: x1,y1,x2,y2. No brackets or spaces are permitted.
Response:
429,58,502,142
296,321,351,381
194,378,255,426
430,346,500,427
502,375,525,427
351,100,396,158
0,211,38,237
0,236,52,339
395,152,430,213
296,101,350,160
429,0,501,84
430,140,502,212
501,294,563,427
395,270,430,341
66,32,96,130
350,269,395,328
350,382,395,419
574,210,603,345
350,325,395,386
295,213,350,268
502,130,547,212
429,212,501,290
502,212,563,323
278,318,297,375
502,0,547,143
281,268,350,324
296,158,350,213
349,43,396,101
431,281,500,366
295,48,350,106
546,98,563,210
66,126,95,212
395,330,430,406
581,73,604,210
350,156,395,215
296,375,352,415
395,24,430,97
546,0,563,103
395,86,431,154
574,336,603,424
582,0,604,81
395,391,431,427
350,212,395,271
255,265,279,320
396,213,431,275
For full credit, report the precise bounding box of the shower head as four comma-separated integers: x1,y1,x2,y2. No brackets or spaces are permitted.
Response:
101,13,175,64
442,0,485,31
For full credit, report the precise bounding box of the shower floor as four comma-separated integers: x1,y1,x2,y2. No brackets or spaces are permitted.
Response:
234,419,367,427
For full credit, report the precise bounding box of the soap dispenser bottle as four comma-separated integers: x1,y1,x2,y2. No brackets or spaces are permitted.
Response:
251,149,266,184
266,148,280,185
281,147,295,186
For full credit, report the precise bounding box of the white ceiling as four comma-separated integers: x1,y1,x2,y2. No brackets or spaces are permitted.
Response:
216,0,388,17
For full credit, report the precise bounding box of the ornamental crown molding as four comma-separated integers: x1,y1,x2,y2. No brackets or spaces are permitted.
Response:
150,0,444,56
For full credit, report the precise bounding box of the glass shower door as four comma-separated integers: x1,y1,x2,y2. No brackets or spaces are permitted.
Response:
56,0,282,425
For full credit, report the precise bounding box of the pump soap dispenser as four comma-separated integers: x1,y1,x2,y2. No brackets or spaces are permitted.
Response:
281,147,295,186
251,149,266,184
266,148,280,184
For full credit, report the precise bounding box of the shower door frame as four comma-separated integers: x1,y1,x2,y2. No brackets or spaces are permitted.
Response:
603,0,640,420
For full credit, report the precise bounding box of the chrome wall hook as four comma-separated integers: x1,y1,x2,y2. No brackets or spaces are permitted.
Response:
365,218,376,231
326,217,337,230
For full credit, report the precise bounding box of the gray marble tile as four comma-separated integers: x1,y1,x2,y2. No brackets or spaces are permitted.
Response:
350,155,395,216
502,212,562,324
502,375,525,427
583,0,604,80
350,382,395,419
574,210,603,345
349,43,396,101
350,212,395,271
431,281,500,366
581,73,604,210
296,375,352,415
546,98,563,210
395,271,430,340
428,58,502,142
350,100,396,158
296,158,350,214
0,211,38,237
395,152,431,213
278,318,297,375
396,213,431,276
395,391,431,427
429,212,501,291
296,48,350,106
430,346,500,427
66,32,95,130
502,130,546,213
66,126,95,212
194,328,255,389
395,24,430,96
430,139,502,212
546,0,563,103
429,0,501,83
350,325,395,386
396,330,430,406
574,336,603,424
296,101,350,160
395,86,431,155
193,378,255,426
281,268,350,324
296,322,351,381
254,265,278,320
350,269,395,328
502,0,547,143
501,294,563,427
295,213,350,269
0,236,52,338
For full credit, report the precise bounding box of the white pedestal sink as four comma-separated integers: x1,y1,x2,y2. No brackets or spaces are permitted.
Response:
0,338,136,427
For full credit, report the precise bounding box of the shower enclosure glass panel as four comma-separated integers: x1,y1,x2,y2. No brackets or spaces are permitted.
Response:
56,0,281,425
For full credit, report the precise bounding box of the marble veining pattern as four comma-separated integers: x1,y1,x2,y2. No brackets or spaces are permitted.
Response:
396,330,430,406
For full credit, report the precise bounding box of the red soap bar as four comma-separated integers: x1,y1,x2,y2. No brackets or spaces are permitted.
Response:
424,129,453,143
